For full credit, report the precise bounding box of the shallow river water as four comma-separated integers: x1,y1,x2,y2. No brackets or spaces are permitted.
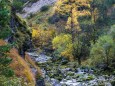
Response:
27,52,115,86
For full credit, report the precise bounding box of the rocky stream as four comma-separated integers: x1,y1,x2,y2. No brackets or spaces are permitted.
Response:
27,51,115,86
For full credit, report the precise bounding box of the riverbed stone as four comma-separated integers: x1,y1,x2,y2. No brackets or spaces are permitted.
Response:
27,52,115,86
36,79,45,86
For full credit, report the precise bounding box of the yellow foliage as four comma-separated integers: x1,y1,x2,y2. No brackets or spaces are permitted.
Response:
66,17,72,30
52,34,74,61
61,43,74,61
32,29,38,38
55,0,92,33
52,34,72,49
55,0,92,16
32,28,55,47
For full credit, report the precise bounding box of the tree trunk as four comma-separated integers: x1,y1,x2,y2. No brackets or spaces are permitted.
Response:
78,57,81,65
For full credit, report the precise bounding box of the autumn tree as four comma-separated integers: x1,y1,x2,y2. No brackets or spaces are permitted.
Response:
54,0,92,64
32,28,55,50
52,34,73,61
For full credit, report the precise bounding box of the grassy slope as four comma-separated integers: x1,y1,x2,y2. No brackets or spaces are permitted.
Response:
25,53,42,77
0,40,35,86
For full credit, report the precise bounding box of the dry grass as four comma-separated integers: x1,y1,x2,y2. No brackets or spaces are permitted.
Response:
0,40,36,86
25,53,42,77
0,40,7,46
8,49,35,86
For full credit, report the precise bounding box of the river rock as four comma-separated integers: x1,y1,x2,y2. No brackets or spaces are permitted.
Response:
36,79,45,86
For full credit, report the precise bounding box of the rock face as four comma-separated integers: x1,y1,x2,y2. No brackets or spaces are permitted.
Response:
9,13,32,55
21,0,57,18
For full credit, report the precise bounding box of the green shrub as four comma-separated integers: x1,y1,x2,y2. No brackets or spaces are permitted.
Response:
0,0,10,27
0,75,22,86
48,15,60,24
0,28,11,39
40,5,50,12
90,35,114,65
89,25,115,66
2,67,14,77
28,13,35,19
109,25,115,40
0,57,12,65
13,0,24,11
86,75,94,81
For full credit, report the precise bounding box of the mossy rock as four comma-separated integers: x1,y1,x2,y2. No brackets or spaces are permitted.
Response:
67,62,78,68
0,27,11,39
55,75,63,81
40,5,50,12
16,13,29,29
85,75,94,81
67,72,74,76
98,84,105,86
45,82,52,86
77,79,82,82
111,80,115,86
60,65,67,69
98,82,105,86
46,66,53,71
72,74,80,79
113,71,115,75
48,73,54,78
80,66,89,69
103,75,109,79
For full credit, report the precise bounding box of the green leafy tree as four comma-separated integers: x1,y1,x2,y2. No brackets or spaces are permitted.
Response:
0,0,11,39
0,0,10,26
0,44,14,77
109,25,115,41
90,0,115,43
90,25,115,67
13,0,24,12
